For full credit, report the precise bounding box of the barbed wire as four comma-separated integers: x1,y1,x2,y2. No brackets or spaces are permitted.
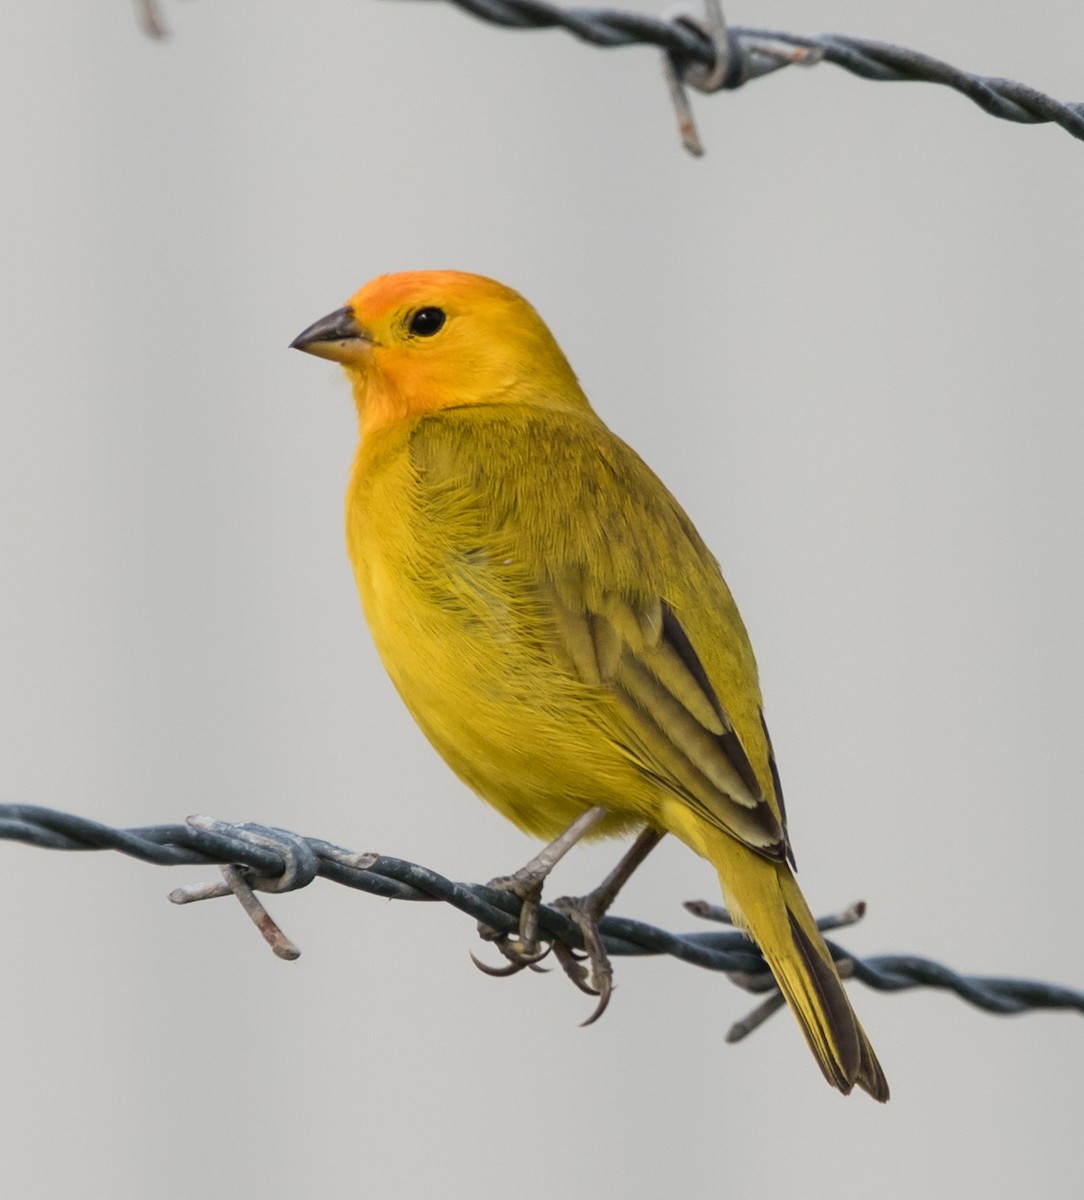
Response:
133,1,1084,154
2,804,1081,1038
424,0,1084,154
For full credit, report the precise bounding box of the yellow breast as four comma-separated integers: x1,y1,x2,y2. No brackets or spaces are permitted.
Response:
345,416,646,840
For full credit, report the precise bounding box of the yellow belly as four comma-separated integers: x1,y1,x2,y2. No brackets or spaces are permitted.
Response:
346,423,648,840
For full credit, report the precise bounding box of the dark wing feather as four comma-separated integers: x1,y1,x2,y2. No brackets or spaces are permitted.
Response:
544,568,787,861
759,708,795,867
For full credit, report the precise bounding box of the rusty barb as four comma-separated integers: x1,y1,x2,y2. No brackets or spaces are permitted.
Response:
661,0,822,155
2,804,1084,1042
167,816,379,960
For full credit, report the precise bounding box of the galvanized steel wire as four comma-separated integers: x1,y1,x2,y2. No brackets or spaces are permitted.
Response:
135,2,1084,152
430,0,1084,147
3,804,1082,1026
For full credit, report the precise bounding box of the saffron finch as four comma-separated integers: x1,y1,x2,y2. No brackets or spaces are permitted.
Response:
292,271,888,1101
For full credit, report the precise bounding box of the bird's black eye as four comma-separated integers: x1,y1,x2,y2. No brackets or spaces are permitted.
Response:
409,307,446,337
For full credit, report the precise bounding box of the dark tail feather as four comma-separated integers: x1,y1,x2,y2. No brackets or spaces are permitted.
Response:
787,908,889,1102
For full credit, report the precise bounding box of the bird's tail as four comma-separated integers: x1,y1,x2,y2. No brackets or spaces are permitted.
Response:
704,826,889,1101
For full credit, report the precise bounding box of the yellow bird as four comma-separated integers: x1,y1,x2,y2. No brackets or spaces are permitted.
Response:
292,270,888,1101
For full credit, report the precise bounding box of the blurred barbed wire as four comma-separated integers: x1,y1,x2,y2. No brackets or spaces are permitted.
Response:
134,1,1084,156
434,0,1084,153
2,804,1082,1038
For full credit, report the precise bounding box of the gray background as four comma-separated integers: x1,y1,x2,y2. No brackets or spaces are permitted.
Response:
2,2,1082,1196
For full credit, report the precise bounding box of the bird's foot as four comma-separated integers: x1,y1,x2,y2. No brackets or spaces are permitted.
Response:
549,892,614,1025
471,868,552,977
470,807,612,979
544,826,663,1022
472,878,616,1024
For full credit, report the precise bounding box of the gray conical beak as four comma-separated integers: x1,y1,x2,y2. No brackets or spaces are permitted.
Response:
290,306,372,363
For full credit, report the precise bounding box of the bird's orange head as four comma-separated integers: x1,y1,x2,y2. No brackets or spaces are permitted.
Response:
291,271,589,433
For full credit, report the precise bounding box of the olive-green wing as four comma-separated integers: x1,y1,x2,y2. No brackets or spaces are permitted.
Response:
543,563,789,862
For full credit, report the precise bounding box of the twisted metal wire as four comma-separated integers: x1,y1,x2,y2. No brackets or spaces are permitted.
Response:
2,804,1082,1025
429,0,1084,143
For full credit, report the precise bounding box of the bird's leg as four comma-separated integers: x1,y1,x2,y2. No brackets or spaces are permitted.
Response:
473,805,608,973
550,826,665,1024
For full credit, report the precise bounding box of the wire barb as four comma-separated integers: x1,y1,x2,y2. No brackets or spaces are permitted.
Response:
134,0,169,38
218,863,302,960
428,0,1084,154
661,0,730,155
1,804,1082,1032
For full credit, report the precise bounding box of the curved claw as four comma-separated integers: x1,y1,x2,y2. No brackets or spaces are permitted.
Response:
470,951,529,978
470,936,553,982
579,981,613,1027
497,939,551,968
552,936,613,1023
577,919,614,1023
552,941,600,997
551,894,616,1023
